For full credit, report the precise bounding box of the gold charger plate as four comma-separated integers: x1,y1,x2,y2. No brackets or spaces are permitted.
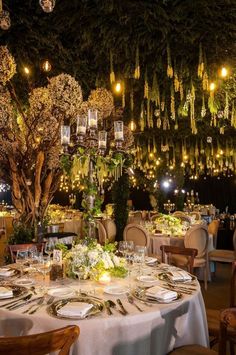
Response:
47,296,104,320
132,288,183,304
157,272,197,284
0,283,28,300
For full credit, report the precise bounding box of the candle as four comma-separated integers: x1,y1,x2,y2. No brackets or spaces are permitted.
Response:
98,272,111,285
77,126,86,134
114,131,123,140
61,136,69,145
99,140,107,149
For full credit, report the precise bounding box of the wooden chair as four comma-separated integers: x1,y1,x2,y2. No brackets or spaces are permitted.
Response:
128,211,143,224
171,225,209,290
219,307,236,355
206,261,236,351
123,223,150,248
172,212,192,224
0,325,80,355
0,217,6,237
208,220,220,248
8,243,45,263
150,213,162,222
102,219,116,243
160,245,198,274
96,220,108,245
208,228,236,269
189,211,202,221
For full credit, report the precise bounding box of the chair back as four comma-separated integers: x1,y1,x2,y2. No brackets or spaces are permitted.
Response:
96,220,108,245
123,223,150,248
160,245,198,274
172,211,186,217
102,219,116,243
150,213,162,222
8,243,44,263
184,225,209,259
208,220,220,248
189,211,202,221
0,325,80,355
219,308,236,355
128,211,143,224
173,212,192,224
230,261,236,307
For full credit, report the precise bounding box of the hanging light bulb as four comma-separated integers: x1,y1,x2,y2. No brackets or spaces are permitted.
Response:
209,82,216,92
42,59,52,72
23,66,30,76
39,0,56,13
220,67,228,78
129,120,136,132
0,0,11,30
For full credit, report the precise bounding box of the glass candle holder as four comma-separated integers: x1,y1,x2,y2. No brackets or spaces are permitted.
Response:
114,121,124,141
39,0,56,13
77,115,87,135
88,109,98,129
98,131,107,149
98,271,111,285
61,125,70,146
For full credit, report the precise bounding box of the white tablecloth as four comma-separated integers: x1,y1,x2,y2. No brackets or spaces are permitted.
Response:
0,272,209,355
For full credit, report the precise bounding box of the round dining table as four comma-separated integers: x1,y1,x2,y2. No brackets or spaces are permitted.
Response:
0,264,209,355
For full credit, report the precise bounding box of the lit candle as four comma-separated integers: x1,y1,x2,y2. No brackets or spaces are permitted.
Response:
98,272,111,285
77,126,86,134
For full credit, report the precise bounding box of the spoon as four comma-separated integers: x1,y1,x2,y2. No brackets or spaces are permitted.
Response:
127,295,143,312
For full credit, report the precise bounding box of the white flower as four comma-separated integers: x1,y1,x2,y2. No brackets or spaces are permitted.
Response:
112,255,120,266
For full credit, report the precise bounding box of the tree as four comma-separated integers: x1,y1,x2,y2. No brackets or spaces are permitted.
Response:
0,46,83,236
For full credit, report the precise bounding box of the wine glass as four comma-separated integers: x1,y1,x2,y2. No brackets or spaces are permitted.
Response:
16,250,29,276
45,240,54,258
125,241,134,289
118,241,128,257
134,245,146,277
36,256,52,286
72,260,85,294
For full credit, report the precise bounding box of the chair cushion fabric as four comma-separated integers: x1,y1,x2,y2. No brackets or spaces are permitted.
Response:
168,344,216,354
209,249,235,262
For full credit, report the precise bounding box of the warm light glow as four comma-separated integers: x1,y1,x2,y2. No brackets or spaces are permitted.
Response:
42,59,52,72
220,149,224,155
129,120,136,131
162,180,170,189
169,166,174,170
98,272,111,285
220,67,228,78
24,67,30,75
183,155,188,160
216,154,220,158
149,152,154,159
209,82,216,91
115,81,122,93
155,160,160,166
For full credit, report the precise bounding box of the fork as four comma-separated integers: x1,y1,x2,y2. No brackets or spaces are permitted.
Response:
127,295,143,312
29,296,54,315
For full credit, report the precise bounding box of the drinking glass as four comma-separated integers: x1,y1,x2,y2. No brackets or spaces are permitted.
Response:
118,241,128,257
134,245,146,276
36,256,52,285
125,241,134,289
72,260,85,294
45,240,54,258
16,250,29,276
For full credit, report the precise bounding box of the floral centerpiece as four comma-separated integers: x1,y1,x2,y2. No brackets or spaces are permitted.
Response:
63,240,127,280
153,213,184,236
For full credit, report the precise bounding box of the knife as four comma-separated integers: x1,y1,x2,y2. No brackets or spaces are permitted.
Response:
104,301,112,315
9,296,43,311
116,298,128,315
1,293,32,308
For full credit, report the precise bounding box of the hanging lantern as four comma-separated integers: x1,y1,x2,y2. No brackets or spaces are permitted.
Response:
39,0,56,13
88,109,98,129
0,0,11,31
98,131,107,150
61,125,70,152
42,59,52,72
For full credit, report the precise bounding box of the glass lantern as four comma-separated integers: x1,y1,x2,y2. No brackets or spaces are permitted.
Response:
39,0,56,13
114,121,124,141
88,109,98,129
76,116,87,135
98,131,107,150
61,125,70,149
0,10,11,30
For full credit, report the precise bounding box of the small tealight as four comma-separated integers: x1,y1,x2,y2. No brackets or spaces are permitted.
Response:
98,272,111,285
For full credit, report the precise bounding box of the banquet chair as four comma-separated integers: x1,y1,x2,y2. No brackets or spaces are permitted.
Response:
171,225,209,290
206,260,236,351
102,219,116,243
208,228,236,272
208,220,220,248
123,223,150,248
160,245,198,274
189,211,202,221
96,220,108,245
172,212,192,224
150,213,162,222
8,243,45,263
128,211,143,224
0,325,80,355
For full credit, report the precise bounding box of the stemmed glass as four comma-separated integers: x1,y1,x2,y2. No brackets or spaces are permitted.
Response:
45,240,54,258
118,241,128,257
16,250,29,277
125,241,134,289
36,256,52,287
134,245,146,277
72,258,85,294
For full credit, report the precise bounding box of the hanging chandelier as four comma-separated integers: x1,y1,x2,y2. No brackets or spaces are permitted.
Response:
0,0,10,30
39,0,56,13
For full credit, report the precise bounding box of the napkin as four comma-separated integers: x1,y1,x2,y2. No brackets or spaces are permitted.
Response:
0,286,13,298
145,257,157,265
0,268,15,277
169,270,192,282
57,302,93,318
146,285,177,301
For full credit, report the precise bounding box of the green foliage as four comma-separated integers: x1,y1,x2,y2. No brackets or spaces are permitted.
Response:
54,243,68,257
60,155,73,175
112,173,130,241
9,223,34,245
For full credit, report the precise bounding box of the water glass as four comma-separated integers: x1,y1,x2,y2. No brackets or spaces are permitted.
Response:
134,245,146,276
36,256,52,284
118,241,128,257
16,250,29,276
45,240,54,258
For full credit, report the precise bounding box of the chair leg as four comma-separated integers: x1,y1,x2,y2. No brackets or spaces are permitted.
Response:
204,265,208,291
230,341,235,355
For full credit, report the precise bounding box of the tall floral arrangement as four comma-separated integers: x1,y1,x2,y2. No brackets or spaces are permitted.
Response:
88,87,114,119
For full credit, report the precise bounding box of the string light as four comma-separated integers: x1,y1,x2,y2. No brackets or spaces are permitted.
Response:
114,81,122,93
24,66,30,76
220,67,228,78
209,82,216,91
42,59,52,72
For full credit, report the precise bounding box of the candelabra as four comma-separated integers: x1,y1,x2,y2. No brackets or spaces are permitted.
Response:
164,200,175,214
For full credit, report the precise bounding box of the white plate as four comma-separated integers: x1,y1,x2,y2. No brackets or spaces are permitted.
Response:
47,287,75,298
104,285,129,295
145,257,158,265
14,278,34,286
136,275,157,283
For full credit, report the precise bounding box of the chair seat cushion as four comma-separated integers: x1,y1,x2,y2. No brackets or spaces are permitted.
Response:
209,249,235,262
168,344,216,354
171,254,206,268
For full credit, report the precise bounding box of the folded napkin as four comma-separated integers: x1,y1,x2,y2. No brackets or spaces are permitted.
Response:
0,268,15,277
57,302,93,318
0,286,13,298
146,285,177,301
169,270,192,282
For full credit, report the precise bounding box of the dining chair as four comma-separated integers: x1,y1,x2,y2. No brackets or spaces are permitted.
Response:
102,219,116,243
189,211,202,221
206,260,236,351
208,228,236,273
128,211,143,224
160,245,198,274
8,243,45,263
0,325,80,355
207,220,220,248
219,307,236,355
171,225,209,290
150,213,162,222
96,220,108,245
172,212,192,224
0,217,6,237
123,223,150,248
